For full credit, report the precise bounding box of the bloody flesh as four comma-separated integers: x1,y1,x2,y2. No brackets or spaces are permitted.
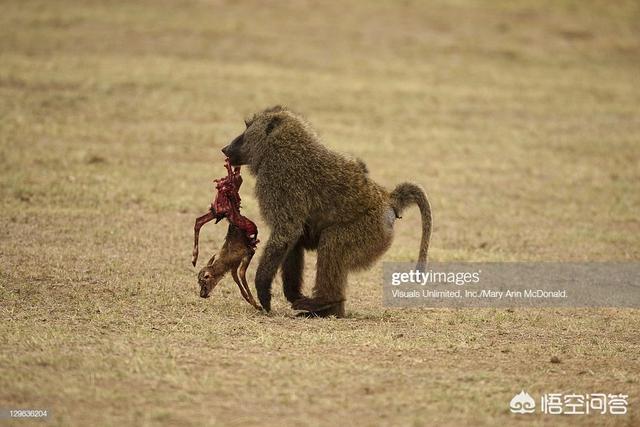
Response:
192,158,259,266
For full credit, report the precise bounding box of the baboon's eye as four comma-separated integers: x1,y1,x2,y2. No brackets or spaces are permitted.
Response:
265,116,282,135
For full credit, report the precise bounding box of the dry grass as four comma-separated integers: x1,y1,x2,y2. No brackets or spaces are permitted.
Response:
1,0,639,425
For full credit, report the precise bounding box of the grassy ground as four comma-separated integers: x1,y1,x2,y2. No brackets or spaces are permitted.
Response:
1,0,639,425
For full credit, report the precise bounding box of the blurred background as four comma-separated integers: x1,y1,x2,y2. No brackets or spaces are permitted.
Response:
2,0,639,262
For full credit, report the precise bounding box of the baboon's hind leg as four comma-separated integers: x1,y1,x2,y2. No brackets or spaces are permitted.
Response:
291,235,347,318
293,211,391,318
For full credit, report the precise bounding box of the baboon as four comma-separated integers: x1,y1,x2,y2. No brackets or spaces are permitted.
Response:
197,224,261,310
221,106,432,317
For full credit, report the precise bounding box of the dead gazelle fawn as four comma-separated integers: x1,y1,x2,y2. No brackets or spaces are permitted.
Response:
193,158,261,310
197,224,261,310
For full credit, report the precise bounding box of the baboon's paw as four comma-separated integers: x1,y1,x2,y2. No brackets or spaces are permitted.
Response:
295,311,323,318
257,292,271,312
291,297,311,310
284,291,305,304
295,305,344,318
291,297,335,312
295,308,333,318
292,298,345,318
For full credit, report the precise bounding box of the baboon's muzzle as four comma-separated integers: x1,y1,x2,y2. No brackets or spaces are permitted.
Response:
221,133,245,166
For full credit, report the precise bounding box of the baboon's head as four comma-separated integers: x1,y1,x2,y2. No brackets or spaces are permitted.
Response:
197,255,225,298
222,106,303,170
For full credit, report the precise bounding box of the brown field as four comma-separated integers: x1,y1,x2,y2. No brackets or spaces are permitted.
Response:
1,0,639,425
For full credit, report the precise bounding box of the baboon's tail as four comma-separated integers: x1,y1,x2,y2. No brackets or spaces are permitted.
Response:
390,183,432,270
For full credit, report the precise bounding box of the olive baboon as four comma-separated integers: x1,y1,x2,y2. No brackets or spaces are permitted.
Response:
221,106,432,317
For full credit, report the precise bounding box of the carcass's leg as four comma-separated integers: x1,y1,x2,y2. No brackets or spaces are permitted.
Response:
192,210,216,266
231,268,252,305
239,253,261,310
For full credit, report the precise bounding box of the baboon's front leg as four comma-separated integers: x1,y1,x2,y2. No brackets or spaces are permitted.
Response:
192,209,216,266
282,240,305,303
255,226,301,312
238,253,261,310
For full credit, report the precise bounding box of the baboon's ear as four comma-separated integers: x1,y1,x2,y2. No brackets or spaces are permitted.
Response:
207,254,216,266
265,116,282,135
244,118,251,128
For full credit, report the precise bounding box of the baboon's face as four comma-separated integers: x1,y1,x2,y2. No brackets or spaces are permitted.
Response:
197,267,223,298
222,130,249,166
222,113,282,167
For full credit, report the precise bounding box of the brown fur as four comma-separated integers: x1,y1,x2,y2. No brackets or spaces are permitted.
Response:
221,106,432,317
197,224,261,310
